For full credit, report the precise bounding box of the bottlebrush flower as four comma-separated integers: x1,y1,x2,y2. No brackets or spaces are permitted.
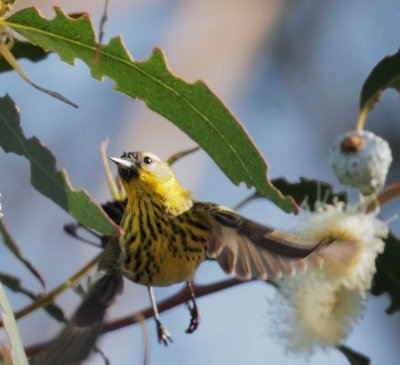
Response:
269,201,388,355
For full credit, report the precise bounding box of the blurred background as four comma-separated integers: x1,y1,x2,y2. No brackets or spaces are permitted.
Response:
0,0,400,364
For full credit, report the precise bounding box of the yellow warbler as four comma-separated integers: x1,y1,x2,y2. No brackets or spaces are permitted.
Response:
109,151,327,344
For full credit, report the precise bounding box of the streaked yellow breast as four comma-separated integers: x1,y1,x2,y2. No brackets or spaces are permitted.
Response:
119,198,213,287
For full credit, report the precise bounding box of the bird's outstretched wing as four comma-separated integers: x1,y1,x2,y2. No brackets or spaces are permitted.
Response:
195,202,327,281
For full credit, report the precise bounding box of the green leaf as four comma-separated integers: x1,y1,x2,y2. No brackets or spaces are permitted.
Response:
0,39,48,73
272,178,348,209
0,94,120,236
5,7,295,213
0,272,66,323
371,232,400,314
0,218,46,291
0,272,21,292
42,302,66,323
0,282,29,365
337,345,370,365
358,48,400,127
234,178,347,212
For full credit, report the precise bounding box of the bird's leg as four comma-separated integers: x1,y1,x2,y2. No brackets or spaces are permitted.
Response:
148,286,173,345
185,281,200,334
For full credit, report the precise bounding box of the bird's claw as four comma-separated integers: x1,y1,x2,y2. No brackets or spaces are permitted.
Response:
156,320,173,346
185,300,200,334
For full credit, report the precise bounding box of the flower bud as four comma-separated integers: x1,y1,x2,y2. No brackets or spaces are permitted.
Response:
329,130,392,195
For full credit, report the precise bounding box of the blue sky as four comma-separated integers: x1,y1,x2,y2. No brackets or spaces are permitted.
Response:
1,1,400,364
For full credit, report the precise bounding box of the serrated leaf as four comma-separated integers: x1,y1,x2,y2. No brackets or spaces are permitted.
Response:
5,7,295,213
359,48,400,121
338,345,370,365
371,232,400,314
0,94,120,236
0,218,46,291
0,39,48,73
0,282,29,365
0,272,66,323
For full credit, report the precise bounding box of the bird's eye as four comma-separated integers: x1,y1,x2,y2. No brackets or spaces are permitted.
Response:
143,156,153,165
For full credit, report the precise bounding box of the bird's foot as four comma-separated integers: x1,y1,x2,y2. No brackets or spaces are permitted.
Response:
156,319,173,346
185,298,200,334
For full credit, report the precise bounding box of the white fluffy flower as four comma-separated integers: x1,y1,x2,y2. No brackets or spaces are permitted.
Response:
270,201,388,355
271,271,364,354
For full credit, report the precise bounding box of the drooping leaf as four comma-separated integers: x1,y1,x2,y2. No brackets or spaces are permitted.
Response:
338,345,370,365
0,94,120,236
5,7,295,213
0,218,46,291
0,39,48,73
0,282,29,365
358,48,400,128
371,232,400,314
0,272,66,323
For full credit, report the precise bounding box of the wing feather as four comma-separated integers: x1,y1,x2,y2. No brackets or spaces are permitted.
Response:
244,241,267,280
254,246,283,279
218,245,237,275
234,236,252,279
198,203,327,281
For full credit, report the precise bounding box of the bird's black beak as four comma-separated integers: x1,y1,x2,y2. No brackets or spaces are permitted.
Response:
108,156,134,168
108,156,138,181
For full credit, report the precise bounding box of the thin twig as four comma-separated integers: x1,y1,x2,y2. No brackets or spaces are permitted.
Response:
10,254,102,322
98,0,110,46
0,35,78,108
94,0,110,64
167,146,200,166
233,192,260,211
106,278,244,334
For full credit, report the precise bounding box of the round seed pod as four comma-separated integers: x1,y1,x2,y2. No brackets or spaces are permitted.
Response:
329,130,392,195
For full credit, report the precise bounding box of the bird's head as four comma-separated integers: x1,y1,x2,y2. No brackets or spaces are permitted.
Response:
109,151,192,212
109,151,174,190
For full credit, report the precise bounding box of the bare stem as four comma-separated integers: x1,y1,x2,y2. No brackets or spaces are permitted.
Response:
167,146,200,166
356,108,368,131
11,254,102,322
25,277,245,357
233,192,260,211
105,277,243,334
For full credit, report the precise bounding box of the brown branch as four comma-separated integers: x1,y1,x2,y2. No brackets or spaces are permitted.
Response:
367,181,400,212
104,277,244,333
24,277,245,357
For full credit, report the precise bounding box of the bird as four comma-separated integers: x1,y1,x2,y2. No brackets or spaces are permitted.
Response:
108,151,329,345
